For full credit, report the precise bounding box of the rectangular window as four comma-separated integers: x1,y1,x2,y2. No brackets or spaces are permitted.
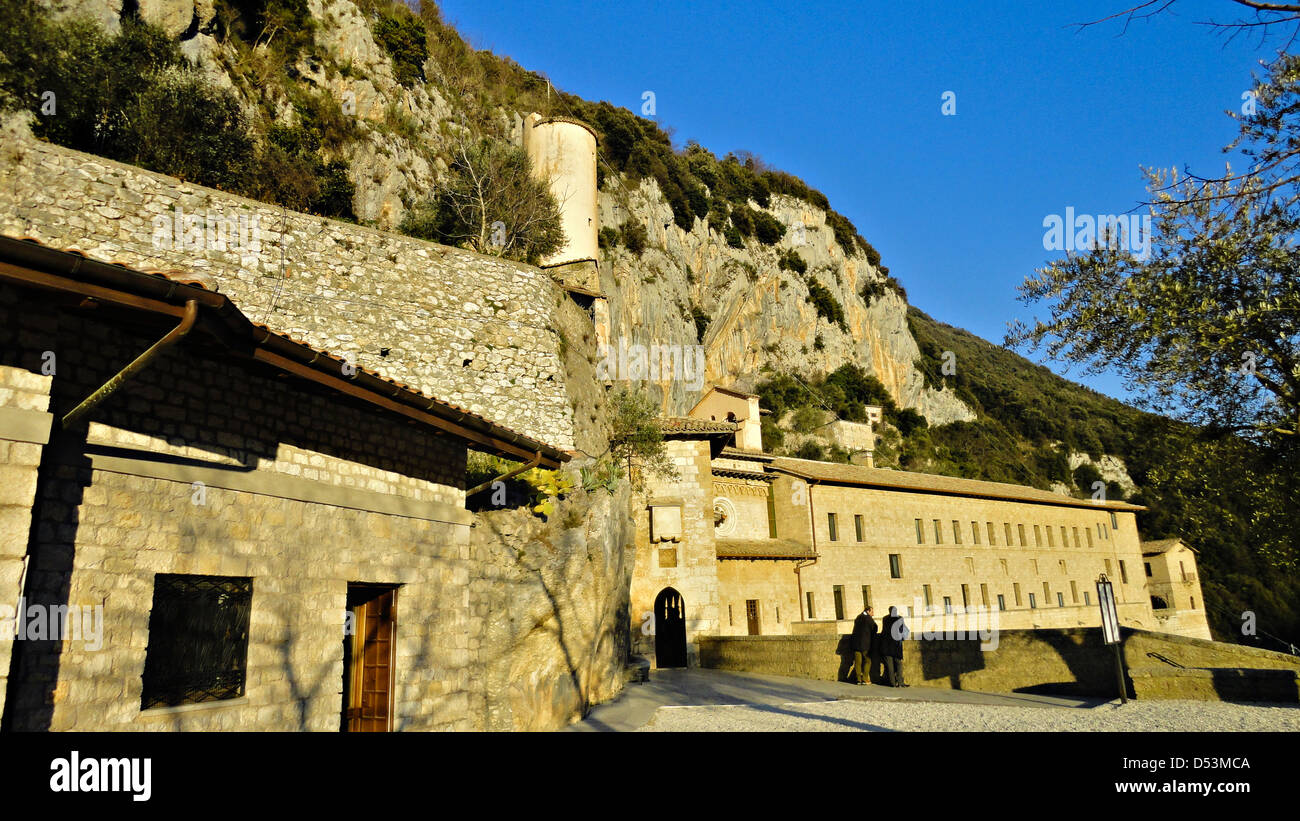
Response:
997,594,1006,611
1180,561,1187,582
961,584,970,609
1120,560,1129,584
1060,526,1068,548
854,514,864,542
1034,524,1042,547
1029,592,1037,609
923,585,933,607
1004,523,1013,545
889,554,902,579
1085,528,1094,549
828,512,838,542
1013,583,1022,607
1145,562,1152,577
1043,582,1051,602
1070,580,1079,603
806,592,816,619
952,520,962,545
728,604,734,626
1099,522,1107,540
1046,527,1055,548
933,519,943,544
943,596,953,614
1072,527,1081,548
965,556,974,574
1110,512,1118,529
1105,558,1113,577
1000,558,1008,575
141,574,253,709
1085,591,1091,606
1057,592,1065,607
1059,559,1067,574
777,605,781,623
915,518,924,544
1017,524,1027,546
987,522,996,545
980,584,990,607
971,522,981,544
862,585,872,610
833,585,845,620
767,485,777,538
1032,559,1039,575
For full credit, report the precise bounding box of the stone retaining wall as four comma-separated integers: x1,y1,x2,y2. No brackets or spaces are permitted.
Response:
699,627,1300,701
1,115,575,449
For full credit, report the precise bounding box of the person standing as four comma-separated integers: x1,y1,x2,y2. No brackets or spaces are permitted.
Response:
850,605,877,684
879,605,910,687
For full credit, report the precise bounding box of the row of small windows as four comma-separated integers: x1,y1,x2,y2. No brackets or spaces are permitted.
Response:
882,553,1130,585
809,578,1113,620
910,516,1116,549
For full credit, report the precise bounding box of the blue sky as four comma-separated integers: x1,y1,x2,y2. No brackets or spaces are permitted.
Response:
437,0,1281,404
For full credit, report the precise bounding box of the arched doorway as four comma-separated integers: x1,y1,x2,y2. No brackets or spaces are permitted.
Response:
654,588,688,668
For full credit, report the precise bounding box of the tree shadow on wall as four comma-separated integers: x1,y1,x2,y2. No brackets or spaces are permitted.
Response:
470,483,631,731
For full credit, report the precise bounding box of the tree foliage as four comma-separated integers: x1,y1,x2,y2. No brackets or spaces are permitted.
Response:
1010,54,1300,443
399,135,564,263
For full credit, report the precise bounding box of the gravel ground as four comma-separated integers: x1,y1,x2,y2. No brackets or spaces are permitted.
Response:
636,698,1300,732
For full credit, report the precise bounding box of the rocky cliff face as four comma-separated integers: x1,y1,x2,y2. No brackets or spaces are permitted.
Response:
37,0,975,423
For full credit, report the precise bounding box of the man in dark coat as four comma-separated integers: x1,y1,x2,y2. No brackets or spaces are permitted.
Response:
879,606,910,687
849,605,877,684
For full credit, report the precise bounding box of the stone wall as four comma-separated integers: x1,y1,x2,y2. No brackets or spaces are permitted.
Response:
628,438,720,667
0,288,478,730
699,627,1300,701
0,364,53,719
469,480,632,731
0,115,576,450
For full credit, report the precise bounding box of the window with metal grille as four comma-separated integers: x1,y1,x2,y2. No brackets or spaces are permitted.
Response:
141,574,252,709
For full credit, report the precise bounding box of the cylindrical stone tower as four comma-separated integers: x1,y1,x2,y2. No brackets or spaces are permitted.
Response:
523,113,599,269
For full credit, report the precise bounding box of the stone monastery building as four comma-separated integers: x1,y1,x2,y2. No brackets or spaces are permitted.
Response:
630,387,1212,668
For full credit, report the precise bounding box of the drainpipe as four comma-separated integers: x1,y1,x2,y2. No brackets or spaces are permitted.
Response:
795,477,819,621
61,299,200,429
466,450,544,497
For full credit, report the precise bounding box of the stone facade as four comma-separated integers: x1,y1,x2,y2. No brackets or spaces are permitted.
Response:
0,364,53,719
0,286,480,730
0,117,575,450
628,438,720,667
629,387,1213,670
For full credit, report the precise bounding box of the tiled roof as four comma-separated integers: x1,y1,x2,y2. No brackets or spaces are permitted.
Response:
1141,538,1193,555
0,235,568,466
768,456,1145,511
660,416,738,436
715,538,817,559
719,446,774,462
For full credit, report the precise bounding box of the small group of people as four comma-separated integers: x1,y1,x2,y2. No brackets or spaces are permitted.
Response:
850,605,910,687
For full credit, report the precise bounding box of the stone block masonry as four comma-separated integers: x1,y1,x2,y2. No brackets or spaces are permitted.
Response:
0,115,575,450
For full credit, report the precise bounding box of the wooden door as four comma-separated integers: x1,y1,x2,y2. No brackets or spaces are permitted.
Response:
745,599,761,636
342,585,397,732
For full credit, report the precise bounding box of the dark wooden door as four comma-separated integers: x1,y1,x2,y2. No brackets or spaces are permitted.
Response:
746,599,761,635
654,588,687,668
342,585,396,732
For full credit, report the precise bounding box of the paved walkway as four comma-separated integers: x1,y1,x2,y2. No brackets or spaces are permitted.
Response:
568,668,1104,732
